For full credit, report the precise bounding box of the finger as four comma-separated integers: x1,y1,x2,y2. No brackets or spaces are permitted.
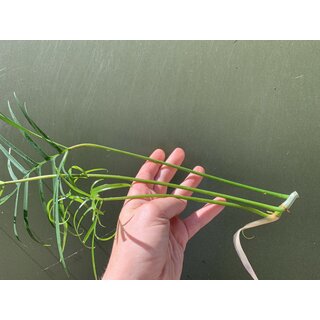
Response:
183,197,226,240
151,197,187,219
123,149,165,208
153,148,185,194
172,165,204,197
133,148,165,189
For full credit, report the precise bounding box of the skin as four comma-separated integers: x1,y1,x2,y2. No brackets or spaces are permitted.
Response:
102,148,225,280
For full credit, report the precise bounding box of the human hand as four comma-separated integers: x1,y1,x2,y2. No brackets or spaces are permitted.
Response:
102,148,225,280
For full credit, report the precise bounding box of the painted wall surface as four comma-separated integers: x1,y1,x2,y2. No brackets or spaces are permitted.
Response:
0,41,319,279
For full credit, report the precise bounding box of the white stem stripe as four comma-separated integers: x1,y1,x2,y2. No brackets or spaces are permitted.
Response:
233,214,280,280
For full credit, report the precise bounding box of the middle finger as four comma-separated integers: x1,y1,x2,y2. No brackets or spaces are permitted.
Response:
153,147,185,194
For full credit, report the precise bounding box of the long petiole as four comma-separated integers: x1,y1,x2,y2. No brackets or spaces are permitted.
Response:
86,174,284,212
0,173,284,214
99,193,270,218
0,115,290,199
66,144,289,200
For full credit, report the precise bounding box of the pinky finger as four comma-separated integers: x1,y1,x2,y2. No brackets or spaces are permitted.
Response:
183,197,226,240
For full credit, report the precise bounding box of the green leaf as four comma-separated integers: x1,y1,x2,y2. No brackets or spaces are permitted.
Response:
6,154,46,245
83,218,96,244
59,183,67,197
76,205,95,239
0,145,28,174
13,184,21,241
46,198,54,224
0,111,36,136
95,211,116,241
7,101,50,160
13,93,63,153
96,213,107,228
90,183,131,198
91,216,98,280
66,165,88,184
95,231,115,242
56,152,70,197
66,167,109,185
51,158,69,275
0,187,18,206
62,177,91,197
61,197,78,235
22,173,47,245
7,154,22,241
90,179,104,191
72,198,90,239
57,200,69,252
86,168,109,174
0,133,37,166
36,167,47,214
0,109,66,149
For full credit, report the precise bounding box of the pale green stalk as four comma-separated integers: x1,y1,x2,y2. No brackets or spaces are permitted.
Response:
0,172,284,215
66,144,289,199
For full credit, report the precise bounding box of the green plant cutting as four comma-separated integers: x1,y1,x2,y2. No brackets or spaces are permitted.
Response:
0,94,299,280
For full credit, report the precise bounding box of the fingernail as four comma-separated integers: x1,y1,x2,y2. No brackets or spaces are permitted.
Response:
174,147,185,153
193,166,204,172
214,197,226,202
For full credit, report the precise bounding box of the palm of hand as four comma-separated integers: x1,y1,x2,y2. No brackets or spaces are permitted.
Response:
117,182,189,279
103,148,225,280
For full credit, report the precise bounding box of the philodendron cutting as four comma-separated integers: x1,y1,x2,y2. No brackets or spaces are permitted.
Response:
0,94,299,279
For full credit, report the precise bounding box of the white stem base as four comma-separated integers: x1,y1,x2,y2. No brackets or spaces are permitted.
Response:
280,191,299,210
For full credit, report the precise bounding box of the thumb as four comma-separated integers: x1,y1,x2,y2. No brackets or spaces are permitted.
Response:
151,197,187,219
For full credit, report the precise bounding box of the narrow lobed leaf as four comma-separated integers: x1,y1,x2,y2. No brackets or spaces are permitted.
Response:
36,167,47,214
13,93,63,153
0,187,18,206
0,145,28,174
91,216,98,280
7,154,22,241
90,183,131,199
7,101,50,160
13,184,21,241
51,156,69,275
22,173,47,245
0,133,37,166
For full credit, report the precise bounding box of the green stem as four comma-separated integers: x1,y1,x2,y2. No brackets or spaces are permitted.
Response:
66,143,289,200
87,174,283,213
0,113,289,199
100,193,270,218
0,173,284,214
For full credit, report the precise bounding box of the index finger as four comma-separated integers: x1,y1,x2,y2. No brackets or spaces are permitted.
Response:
134,148,165,188
123,148,165,208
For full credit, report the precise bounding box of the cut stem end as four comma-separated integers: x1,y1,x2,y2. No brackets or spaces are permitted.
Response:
280,191,299,211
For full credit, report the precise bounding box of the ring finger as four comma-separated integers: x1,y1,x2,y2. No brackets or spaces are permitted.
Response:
172,165,205,197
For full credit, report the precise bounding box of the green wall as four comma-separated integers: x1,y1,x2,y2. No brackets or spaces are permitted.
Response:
0,41,318,279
